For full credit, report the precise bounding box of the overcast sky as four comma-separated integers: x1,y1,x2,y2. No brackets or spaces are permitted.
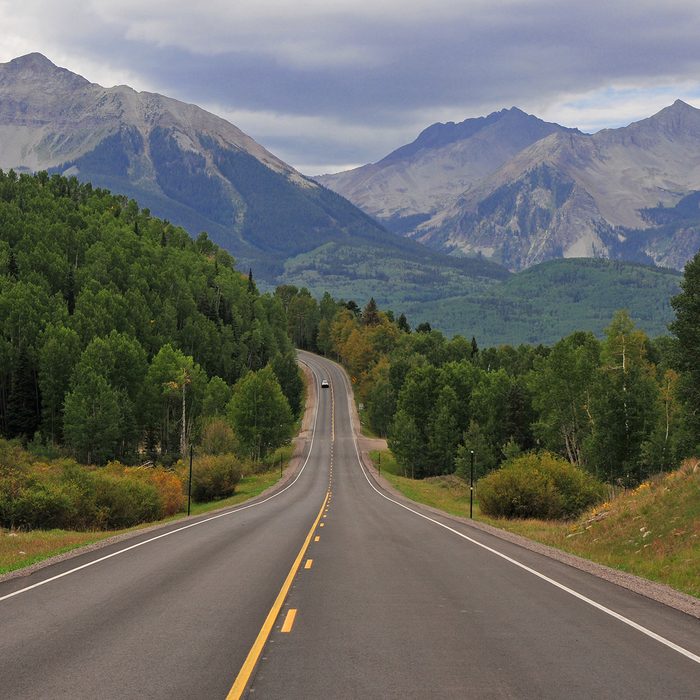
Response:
2,0,700,174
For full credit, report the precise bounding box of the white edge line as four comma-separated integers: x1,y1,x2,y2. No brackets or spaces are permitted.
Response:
341,365,700,666
0,360,323,604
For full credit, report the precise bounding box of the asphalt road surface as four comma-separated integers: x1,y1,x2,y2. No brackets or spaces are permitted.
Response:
1,352,698,699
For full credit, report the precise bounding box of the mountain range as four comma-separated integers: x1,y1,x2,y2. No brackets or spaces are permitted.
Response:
0,52,506,288
0,53,686,342
318,102,700,272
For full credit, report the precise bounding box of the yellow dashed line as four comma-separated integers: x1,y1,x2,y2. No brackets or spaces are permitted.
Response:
304,559,313,569
281,609,297,633
314,536,320,542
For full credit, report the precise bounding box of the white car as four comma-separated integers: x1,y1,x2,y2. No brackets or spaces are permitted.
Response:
321,379,330,388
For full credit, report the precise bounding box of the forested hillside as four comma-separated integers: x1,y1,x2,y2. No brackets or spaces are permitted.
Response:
278,268,700,490
0,169,300,465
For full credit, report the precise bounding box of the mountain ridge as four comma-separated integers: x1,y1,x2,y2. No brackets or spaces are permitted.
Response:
316,107,576,231
321,99,700,271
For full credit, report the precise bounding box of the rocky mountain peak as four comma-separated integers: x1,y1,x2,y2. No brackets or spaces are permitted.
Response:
1,52,89,88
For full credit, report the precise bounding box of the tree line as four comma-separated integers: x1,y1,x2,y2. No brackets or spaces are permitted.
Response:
0,170,301,465
274,266,700,487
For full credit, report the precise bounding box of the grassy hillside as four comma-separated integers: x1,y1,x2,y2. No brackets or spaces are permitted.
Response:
371,450,699,598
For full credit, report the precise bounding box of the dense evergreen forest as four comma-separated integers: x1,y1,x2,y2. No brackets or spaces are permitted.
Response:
277,264,700,489
0,170,301,466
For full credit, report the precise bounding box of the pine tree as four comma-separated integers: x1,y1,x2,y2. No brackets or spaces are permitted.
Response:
397,313,411,333
362,297,380,326
7,250,18,279
6,349,40,440
65,266,76,315
471,336,479,359
670,251,700,449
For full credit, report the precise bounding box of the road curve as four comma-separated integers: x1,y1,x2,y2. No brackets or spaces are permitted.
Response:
1,352,698,699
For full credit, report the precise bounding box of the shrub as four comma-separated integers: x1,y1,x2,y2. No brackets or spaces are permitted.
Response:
143,469,186,516
478,451,605,520
95,474,163,528
200,418,237,455
0,453,185,531
180,454,243,502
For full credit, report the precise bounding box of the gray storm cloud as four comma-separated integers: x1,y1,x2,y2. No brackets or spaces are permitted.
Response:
2,0,700,171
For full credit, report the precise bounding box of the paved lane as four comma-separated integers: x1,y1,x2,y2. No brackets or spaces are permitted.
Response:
247,351,700,699
0,365,333,699
1,352,698,699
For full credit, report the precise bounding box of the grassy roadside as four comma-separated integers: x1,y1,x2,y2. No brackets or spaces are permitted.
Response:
0,467,283,576
369,449,700,598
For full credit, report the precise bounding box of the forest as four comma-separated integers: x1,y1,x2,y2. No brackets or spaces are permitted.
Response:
2,168,699,529
0,170,304,528
277,257,700,497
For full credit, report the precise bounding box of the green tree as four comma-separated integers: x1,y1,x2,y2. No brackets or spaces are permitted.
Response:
143,345,207,461
362,297,380,326
202,376,232,418
366,375,396,437
584,312,659,483
387,409,421,478
287,289,319,349
63,370,122,464
529,332,600,467
670,251,700,451
227,365,294,461
271,351,304,418
38,324,81,442
455,420,498,479
428,385,461,474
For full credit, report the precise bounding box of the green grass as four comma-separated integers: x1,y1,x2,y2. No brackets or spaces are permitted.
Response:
372,450,481,518
0,467,284,575
369,450,700,598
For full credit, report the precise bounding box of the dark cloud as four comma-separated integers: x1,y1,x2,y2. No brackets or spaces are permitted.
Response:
3,1,700,171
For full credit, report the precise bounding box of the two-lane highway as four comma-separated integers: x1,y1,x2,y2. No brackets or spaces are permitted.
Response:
249,352,699,699
1,352,698,698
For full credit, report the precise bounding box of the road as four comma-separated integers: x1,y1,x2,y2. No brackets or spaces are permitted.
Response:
1,351,698,698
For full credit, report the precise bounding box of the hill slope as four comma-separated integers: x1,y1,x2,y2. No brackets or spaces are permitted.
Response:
0,54,684,344
397,258,681,345
417,101,700,271
322,101,700,272
0,53,502,286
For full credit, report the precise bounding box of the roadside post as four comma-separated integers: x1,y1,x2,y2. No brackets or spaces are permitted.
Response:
187,444,193,516
469,450,475,519
378,451,381,478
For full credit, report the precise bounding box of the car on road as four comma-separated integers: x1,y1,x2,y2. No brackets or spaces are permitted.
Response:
321,379,329,388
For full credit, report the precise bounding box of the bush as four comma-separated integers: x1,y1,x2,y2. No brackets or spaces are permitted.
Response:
200,418,237,455
95,474,163,528
179,454,243,502
0,451,187,530
478,452,605,520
